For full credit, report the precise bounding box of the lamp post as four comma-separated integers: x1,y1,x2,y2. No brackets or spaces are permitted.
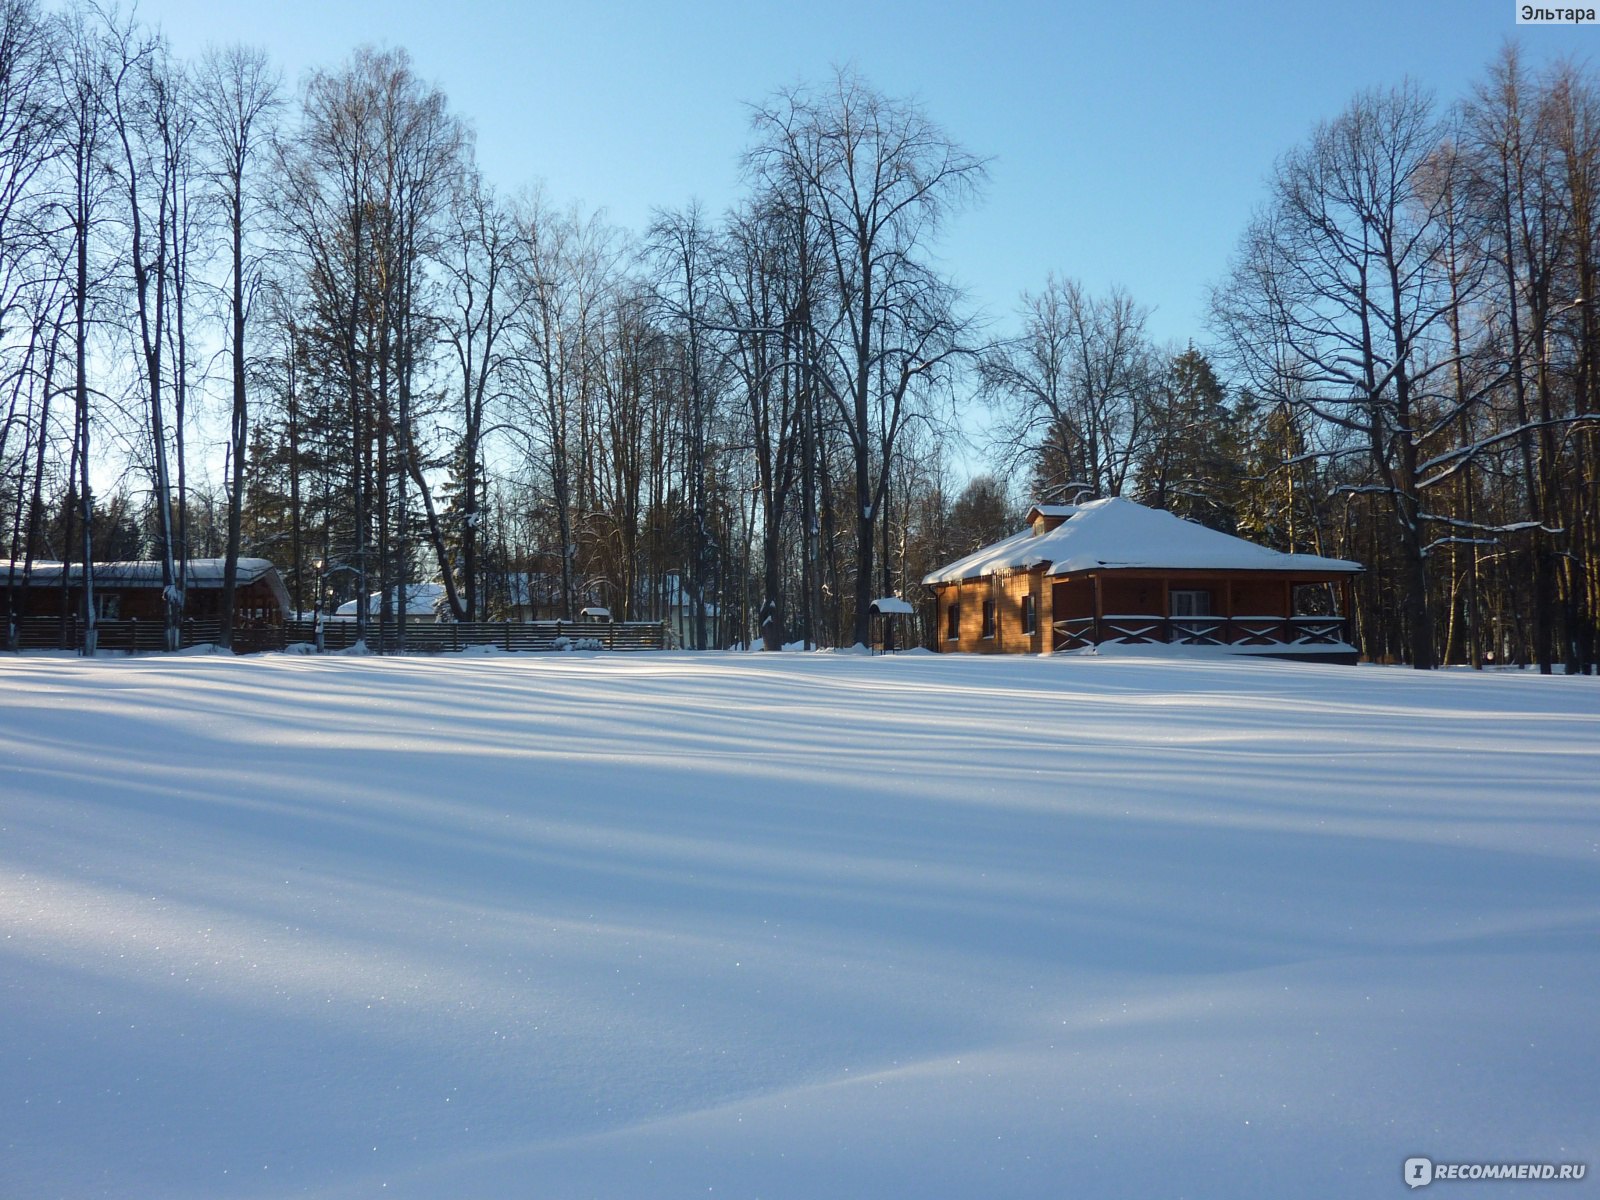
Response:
312,557,326,653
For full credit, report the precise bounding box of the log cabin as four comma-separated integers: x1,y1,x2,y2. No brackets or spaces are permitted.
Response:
2,558,290,627
922,498,1362,662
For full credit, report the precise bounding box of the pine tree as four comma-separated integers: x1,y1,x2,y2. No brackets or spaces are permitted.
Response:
1234,393,1324,555
437,439,487,618
1133,349,1241,532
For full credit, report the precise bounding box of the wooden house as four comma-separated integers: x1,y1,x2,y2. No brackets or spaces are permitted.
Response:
922,498,1362,662
2,558,290,626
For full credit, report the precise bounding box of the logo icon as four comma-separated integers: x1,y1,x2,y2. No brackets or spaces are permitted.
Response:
1405,1157,1435,1189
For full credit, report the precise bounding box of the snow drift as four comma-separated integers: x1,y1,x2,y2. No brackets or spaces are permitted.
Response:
1,652,1596,1198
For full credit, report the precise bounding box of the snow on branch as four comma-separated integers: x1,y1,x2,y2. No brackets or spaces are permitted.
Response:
1418,413,1600,481
1422,536,1504,555
1419,514,1563,536
1335,484,1400,498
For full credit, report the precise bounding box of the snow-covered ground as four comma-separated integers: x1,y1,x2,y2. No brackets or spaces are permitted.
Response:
2,651,1596,1199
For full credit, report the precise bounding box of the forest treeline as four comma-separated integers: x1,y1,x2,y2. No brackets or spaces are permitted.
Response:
0,0,1594,668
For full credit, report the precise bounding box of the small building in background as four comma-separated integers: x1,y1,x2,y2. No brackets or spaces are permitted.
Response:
330,581,448,621
489,572,561,621
662,572,719,649
922,498,1362,662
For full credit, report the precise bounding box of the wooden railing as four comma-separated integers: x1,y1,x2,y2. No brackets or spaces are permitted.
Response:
1052,615,1350,651
7,615,668,655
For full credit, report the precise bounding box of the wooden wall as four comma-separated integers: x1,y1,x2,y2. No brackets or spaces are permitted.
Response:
1,578,285,623
934,568,1336,654
1052,579,1093,620
934,570,1046,654
1075,571,1295,620
1100,577,1160,615
1228,577,1290,617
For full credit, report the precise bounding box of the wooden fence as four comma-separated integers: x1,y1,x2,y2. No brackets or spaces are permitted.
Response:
9,615,668,655
10,615,224,652
274,619,668,654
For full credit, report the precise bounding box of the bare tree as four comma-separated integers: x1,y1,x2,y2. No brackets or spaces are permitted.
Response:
982,276,1156,502
0,0,61,649
438,168,521,619
714,195,811,649
279,46,461,647
1461,47,1571,672
104,11,192,648
504,190,614,621
646,202,722,648
750,69,985,645
374,55,464,646
194,43,279,647
1214,84,1465,668
1543,61,1600,672
51,3,112,653
0,0,54,333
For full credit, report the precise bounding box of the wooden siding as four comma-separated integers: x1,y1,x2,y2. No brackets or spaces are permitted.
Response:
1051,578,1093,620
2,576,284,624
1229,576,1289,617
1100,576,1162,616
935,570,1046,654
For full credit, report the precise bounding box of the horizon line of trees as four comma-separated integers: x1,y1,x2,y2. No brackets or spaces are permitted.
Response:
1,1,1594,669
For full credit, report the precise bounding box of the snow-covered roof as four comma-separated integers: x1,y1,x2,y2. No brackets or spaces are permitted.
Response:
492,571,558,607
3,558,291,613
869,596,915,615
334,582,447,618
3,557,281,587
921,498,1362,585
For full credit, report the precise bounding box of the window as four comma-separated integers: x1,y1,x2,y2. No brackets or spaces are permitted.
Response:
94,592,120,620
1020,594,1037,635
1171,589,1212,617
981,598,996,638
945,602,960,641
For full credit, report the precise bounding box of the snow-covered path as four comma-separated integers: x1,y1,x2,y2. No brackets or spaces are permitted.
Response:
2,652,1596,1198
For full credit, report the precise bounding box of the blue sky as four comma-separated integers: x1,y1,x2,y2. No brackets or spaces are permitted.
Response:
133,0,1590,346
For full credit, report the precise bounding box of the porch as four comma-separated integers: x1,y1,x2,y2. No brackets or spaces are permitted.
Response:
1052,613,1356,662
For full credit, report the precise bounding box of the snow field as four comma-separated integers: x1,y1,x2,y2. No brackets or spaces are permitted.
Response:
1,651,1596,1198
